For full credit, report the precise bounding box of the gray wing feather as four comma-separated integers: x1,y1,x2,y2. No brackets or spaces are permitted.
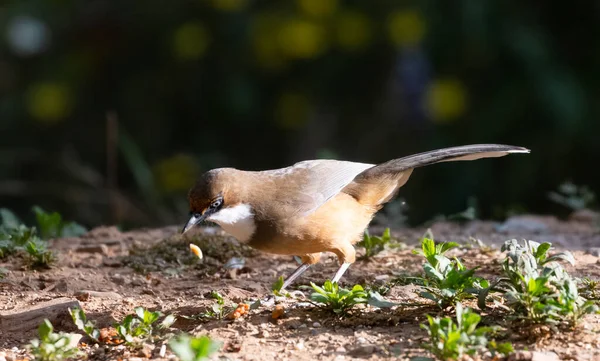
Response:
263,160,374,217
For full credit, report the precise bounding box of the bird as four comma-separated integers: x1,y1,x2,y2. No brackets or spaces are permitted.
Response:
181,144,529,290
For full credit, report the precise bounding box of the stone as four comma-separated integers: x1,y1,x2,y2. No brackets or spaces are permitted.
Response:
0,297,81,333
348,345,376,357
75,290,122,299
509,351,560,361
75,244,109,255
569,209,600,223
496,216,550,234
587,248,600,257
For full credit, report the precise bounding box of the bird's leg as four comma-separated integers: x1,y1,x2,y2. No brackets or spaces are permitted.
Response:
281,262,312,290
261,263,311,306
331,262,352,283
330,241,356,284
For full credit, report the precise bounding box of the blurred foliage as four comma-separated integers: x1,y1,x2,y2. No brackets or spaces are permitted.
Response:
0,1,598,229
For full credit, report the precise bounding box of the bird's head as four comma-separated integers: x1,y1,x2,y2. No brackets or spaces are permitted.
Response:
182,168,231,234
182,168,254,237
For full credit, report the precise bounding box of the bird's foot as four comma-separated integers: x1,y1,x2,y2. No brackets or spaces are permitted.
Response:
260,294,277,307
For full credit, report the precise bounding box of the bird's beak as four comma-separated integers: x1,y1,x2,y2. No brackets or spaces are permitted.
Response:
181,212,207,234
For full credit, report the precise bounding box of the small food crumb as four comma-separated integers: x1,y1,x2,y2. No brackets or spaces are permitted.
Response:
227,303,250,319
272,305,285,319
189,244,203,259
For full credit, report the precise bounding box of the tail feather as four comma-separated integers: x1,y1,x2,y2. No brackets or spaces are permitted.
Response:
343,144,529,207
359,144,529,179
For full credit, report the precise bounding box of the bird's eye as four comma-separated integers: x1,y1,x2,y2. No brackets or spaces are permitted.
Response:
210,198,223,209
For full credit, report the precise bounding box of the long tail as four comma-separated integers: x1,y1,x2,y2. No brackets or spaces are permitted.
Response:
344,144,530,206
362,144,529,178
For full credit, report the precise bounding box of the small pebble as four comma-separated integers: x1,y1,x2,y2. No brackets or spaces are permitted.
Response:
349,345,376,357
312,322,322,328
335,346,347,354
294,342,305,351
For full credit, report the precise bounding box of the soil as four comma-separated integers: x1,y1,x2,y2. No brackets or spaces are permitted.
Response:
1,213,600,361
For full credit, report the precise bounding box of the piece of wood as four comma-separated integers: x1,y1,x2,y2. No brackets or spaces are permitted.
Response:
0,297,81,333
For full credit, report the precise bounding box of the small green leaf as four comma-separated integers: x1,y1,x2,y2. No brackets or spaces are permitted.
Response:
38,319,53,341
351,285,364,292
546,252,575,266
169,334,221,361
535,243,551,261
0,208,21,229
61,222,87,237
33,206,63,239
272,276,284,293
367,291,398,308
143,310,161,325
422,238,436,257
438,241,459,254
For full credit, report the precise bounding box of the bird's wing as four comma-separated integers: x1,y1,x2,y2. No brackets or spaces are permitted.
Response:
263,159,374,217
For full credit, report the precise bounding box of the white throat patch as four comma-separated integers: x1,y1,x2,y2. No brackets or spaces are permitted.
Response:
207,203,256,242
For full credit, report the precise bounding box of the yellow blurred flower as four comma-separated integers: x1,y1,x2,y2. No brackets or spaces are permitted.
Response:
278,19,327,59
173,22,210,61
153,154,200,194
251,14,287,70
211,0,247,11
27,82,72,123
335,11,371,51
387,10,426,48
425,79,468,122
275,92,312,129
297,0,337,17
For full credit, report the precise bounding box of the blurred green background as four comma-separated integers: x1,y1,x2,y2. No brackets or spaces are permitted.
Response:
1,0,598,229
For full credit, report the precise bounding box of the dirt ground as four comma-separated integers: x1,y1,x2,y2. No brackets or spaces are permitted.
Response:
1,213,599,361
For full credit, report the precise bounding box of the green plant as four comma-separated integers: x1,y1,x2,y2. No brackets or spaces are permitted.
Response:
578,277,600,301
309,280,368,314
548,181,596,211
0,207,86,268
412,237,488,308
0,267,7,278
115,307,176,345
421,303,513,361
180,291,236,321
0,224,55,268
28,319,82,361
32,206,87,239
25,238,56,268
272,275,289,297
203,291,228,319
168,334,221,361
357,228,394,259
69,307,100,342
0,224,36,258
480,239,598,328
413,236,458,263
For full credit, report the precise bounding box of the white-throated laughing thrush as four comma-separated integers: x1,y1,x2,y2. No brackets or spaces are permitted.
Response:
182,144,529,289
